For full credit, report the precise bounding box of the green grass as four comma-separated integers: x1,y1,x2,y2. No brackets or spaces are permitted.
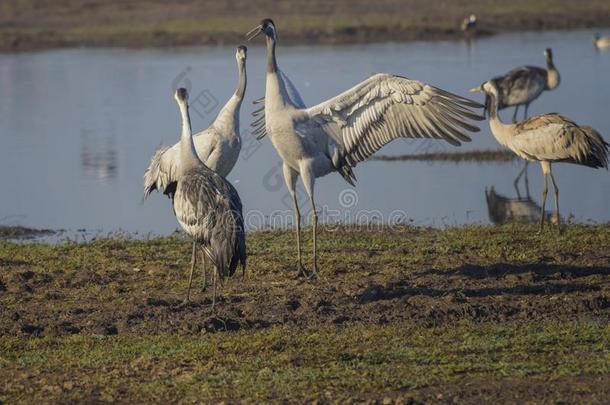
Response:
1,321,609,402
1,224,610,401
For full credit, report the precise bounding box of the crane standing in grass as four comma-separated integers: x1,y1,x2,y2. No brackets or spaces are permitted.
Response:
246,18,484,277
144,46,247,290
470,49,561,194
480,80,609,232
169,87,246,308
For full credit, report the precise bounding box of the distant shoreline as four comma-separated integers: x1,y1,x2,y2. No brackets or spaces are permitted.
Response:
1,0,609,53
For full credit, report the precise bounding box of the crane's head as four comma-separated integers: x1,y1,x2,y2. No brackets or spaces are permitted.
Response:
246,18,277,42
481,79,500,96
544,48,553,61
236,45,247,62
174,88,189,104
471,80,500,117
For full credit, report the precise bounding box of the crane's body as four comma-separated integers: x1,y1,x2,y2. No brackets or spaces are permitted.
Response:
247,18,484,276
165,88,246,308
481,79,608,231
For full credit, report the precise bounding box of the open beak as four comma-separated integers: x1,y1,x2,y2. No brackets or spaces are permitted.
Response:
246,25,263,41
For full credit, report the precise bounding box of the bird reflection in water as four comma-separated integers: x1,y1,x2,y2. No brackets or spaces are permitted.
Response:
80,128,117,183
485,186,559,225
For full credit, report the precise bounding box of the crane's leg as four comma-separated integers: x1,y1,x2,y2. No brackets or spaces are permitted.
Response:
549,167,562,233
523,103,530,120
283,163,305,275
300,165,318,277
512,106,519,123
211,267,217,313
184,241,197,304
539,162,551,233
200,249,207,291
524,162,531,199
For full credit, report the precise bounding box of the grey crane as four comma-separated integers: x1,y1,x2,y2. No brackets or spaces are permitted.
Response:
169,87,246,307
246,18,484,277
470,48,561,194
471,49,560,123
594,34,610,49
144,45,247,290
461,14,477,34
480,79,609,231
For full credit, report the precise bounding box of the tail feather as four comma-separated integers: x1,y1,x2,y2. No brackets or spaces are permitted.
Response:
580,126,609,169
143,144,171,200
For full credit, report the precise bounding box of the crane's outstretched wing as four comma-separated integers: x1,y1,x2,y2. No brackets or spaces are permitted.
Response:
300,73,484,169
251,69,306,140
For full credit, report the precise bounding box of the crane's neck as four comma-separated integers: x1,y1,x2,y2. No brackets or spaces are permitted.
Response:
264,35,293,112
213,59,246,137
266,35,278,73
178,101,203,175
487,91,513,147
545,58,560,90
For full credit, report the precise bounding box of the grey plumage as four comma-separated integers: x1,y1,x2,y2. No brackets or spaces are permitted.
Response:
247,18,484,276
166,87,246,306
143,46,247,200
481,79,609,232
471,48,560,123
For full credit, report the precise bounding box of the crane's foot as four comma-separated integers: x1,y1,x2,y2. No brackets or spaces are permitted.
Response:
296,263,308,277
557,223,564,235
172,299,190,309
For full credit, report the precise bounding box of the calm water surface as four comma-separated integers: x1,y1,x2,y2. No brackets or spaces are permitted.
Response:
1,30,609,238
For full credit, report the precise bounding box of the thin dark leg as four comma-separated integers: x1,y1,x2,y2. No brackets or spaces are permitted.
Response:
524,162,531,199
291,192,305,276
512,105,519,123
311,198,318,277
200,250,207,291
524,103,530,120
211,268,217,312
550,170,562,233
539,172,548,233
185,241,197,303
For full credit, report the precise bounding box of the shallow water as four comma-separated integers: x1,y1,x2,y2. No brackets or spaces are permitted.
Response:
0,29,609,238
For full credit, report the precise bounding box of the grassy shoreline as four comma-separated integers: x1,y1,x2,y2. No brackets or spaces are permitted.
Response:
1,0,610,53
1,224,610,401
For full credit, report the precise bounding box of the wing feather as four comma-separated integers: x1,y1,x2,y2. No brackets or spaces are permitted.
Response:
302,73,484,168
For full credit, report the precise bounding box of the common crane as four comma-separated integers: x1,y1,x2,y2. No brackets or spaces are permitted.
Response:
246,18,484,276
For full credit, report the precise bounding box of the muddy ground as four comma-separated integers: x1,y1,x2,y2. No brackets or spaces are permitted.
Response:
1,225,610,402
1,0,610,52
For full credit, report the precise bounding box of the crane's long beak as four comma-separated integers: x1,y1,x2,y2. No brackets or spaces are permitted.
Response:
246,25,263,41
469,85,482,93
